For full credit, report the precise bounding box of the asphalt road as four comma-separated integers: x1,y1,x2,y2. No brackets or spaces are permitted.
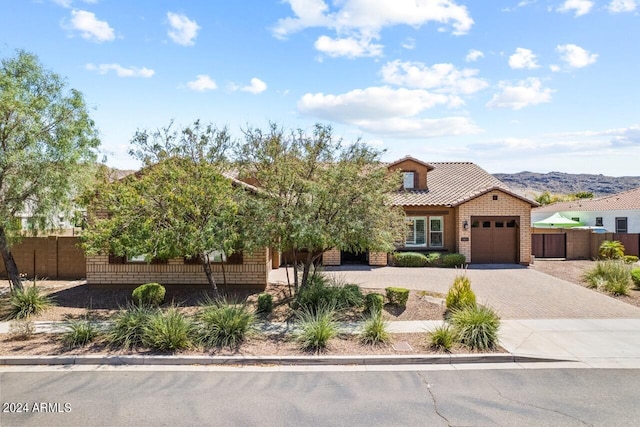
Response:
1,367,639,426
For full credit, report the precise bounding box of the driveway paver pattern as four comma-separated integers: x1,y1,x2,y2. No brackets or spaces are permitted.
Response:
269,265,640,319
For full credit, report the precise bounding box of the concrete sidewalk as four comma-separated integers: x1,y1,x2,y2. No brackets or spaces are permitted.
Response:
3,318,640,368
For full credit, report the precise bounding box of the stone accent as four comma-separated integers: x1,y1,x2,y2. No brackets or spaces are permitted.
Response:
322,248,341,266
457,189,533,265
368,251,388,266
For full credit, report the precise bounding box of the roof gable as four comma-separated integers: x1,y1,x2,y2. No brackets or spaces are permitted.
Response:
390,161,537,207
387,155,435,171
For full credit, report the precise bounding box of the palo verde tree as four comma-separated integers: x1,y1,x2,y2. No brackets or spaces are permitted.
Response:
81,121,244,295
236,123,407,291
0,50,100,291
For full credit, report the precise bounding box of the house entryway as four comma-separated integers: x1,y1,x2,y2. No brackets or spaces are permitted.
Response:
340,250,368,265
471,216,519,264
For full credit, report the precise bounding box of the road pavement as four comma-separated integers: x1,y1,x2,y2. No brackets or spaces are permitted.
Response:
1,368,639,426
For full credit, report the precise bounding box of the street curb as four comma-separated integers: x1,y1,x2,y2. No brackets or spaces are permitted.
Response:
0,353,567,367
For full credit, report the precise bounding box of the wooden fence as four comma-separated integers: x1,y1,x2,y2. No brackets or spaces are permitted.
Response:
0,236,86,280
532,229,640,259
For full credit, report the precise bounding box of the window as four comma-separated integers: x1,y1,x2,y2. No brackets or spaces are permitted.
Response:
127,254,146,263
429,217,444,247
616,217,628,233
403,172,415,189
571,217,580,222
406,217,426,246
406,216,443,247
595,217,603,226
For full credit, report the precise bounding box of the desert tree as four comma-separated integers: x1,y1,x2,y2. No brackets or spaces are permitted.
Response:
236,123,406,291
0,50,100,291
81,121,244,295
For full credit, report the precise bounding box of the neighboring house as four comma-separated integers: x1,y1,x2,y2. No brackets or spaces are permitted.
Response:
324,156,538,266
532,187,640,234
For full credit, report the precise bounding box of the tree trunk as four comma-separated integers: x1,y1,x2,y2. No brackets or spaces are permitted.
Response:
0,227,23,292
201,255,219,297
300,251,315,289
220,259,228,295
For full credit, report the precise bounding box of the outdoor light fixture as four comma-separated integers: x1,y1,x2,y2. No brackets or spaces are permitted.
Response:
463,220,469,230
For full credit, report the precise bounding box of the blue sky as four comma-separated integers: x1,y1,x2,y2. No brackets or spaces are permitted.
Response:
2,0,639,175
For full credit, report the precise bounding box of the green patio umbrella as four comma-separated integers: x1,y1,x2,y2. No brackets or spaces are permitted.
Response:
533,212,583,228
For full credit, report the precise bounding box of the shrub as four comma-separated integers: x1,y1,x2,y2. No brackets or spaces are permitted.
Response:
360,309,390,345
198,299,255,348
631,268,640,289
256,293,274,314
442,253,466,268
142,308,194,351
132,282,166,307
385,287,410,308
364,293,384,313
294,275,363,312
426,252,442,266
428,324,455,352
295,304,338,352
63,319,99,348
392,252,428,267
450,305,500,351
445,275,477,313
108,303,155,349
624,255,639,264
583,260,631,296
8,320,35,340
599,240,625,260
7,286,55,319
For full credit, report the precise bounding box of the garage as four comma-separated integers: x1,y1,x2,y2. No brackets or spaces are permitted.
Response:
471,216,519,263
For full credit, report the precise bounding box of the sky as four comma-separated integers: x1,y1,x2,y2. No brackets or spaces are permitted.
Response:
1,0,639,175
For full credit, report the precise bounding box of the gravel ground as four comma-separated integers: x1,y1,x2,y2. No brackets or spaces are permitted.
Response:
531,259,640,309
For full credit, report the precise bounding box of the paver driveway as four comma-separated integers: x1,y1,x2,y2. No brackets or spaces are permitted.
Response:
269,265,640,319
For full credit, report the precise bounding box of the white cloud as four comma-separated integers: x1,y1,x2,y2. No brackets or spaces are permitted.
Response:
297,86,481,138
502,0,538,12
314,34,383,58
508,48,539,69
273,0,474,57
402,38,416,50
486,78,554,110
381,60,488,95
85,63,154,78
241,78,268,94
556,0,594,16
556,44,598,68
549,64,561,72
298,87,455,121
64,9,115,42
167,12,200,46
608,0,637,13
465,49,484,62
186,74,217,91
52,0,97,8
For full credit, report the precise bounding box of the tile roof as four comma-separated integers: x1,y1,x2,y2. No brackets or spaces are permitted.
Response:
533,186,640,213
390,162,537,207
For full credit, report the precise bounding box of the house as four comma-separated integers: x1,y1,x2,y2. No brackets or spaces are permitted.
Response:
324,156,538,266
84,172,276,289
532,187,640,234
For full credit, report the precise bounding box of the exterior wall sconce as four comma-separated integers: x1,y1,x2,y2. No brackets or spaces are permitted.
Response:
463,220,469,230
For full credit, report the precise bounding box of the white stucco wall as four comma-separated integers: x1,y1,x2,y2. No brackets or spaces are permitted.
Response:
532,209,640,233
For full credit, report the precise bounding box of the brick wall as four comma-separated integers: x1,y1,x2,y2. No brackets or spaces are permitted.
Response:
457,190,533,264
86,248,270,288
368,251,388,266
322,248,341,266
0,237,86,279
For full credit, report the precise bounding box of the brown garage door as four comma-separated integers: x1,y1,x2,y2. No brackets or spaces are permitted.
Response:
471,217,519,263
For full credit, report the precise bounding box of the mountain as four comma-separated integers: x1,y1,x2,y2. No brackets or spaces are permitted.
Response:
493,171,640,198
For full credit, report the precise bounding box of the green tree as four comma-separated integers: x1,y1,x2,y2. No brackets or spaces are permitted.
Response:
81,121,243,295
0,50,100,291
237,123,406,291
